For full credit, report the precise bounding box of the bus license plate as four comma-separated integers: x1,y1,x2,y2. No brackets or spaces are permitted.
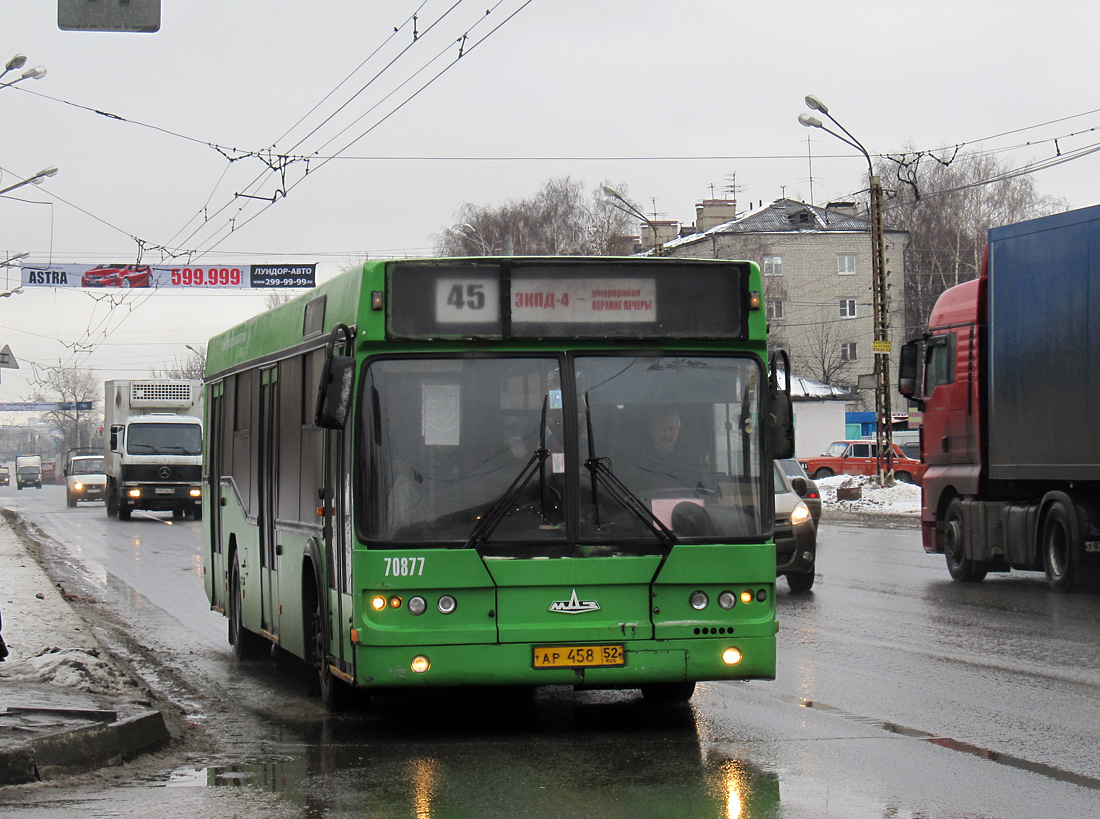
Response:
533,644,624,669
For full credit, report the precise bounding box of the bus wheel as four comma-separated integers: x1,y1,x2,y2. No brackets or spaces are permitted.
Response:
943,499,986,582
786,571,815,593
230,555,267,660
1042,499,1078,592
640,681,696,705
306,575,351,711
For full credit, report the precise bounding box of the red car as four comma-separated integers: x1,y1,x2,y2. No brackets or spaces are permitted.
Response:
800,439,927,484
81,264,152,288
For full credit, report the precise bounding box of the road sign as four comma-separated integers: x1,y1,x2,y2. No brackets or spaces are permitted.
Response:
57,0,161,32
873,339,892,355
0,345,19,369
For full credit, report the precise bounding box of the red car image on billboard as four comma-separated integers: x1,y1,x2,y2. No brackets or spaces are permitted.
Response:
81,264,152,288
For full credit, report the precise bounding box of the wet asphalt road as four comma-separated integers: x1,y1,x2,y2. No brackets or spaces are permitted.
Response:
2,484,1099,817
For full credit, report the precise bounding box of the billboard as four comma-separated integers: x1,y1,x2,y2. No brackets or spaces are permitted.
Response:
21,263,316,290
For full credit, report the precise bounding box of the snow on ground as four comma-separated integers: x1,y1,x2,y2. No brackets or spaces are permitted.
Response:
816,474,921,517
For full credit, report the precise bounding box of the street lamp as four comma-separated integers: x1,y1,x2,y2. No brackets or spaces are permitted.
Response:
0,166,58,197
799,94,894,486
600,186,663,256
0,61,46,90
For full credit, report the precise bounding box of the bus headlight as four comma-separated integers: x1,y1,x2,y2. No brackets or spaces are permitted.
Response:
407,596,427,616
718,591,737,610
689,590,709,610
437,595,457,614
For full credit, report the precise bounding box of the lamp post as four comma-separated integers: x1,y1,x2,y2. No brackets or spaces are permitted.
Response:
799,95,894,486
0,166,58,197
600,186,663,256
0,54,46,90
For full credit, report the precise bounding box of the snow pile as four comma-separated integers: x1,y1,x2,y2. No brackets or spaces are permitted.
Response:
816,474,921,517
1,647,141,696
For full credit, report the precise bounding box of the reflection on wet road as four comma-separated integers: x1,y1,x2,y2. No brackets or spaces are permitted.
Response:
2,488,1100,817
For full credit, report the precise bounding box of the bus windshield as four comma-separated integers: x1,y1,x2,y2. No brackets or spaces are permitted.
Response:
360,353,764,548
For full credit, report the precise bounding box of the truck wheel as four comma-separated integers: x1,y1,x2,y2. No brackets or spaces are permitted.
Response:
943,499,986,582
106,485,118,517
67,492,77,508
119,504,132,521
1042,499,1078,592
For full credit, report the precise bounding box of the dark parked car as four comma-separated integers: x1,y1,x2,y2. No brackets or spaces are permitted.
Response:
776,458,821,525
81,263,152,288
774,461,817,593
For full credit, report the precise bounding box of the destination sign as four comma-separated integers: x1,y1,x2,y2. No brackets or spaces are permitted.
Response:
387,259,750,341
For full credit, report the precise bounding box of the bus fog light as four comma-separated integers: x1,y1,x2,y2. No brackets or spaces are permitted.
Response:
438,595,457,614
739,590,753,605
718,591,737,609
689,591,709,610
722,647,743,666
408,596,427,616
411,655,431,673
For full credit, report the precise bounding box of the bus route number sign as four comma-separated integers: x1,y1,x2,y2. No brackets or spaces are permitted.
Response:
436,278,501,324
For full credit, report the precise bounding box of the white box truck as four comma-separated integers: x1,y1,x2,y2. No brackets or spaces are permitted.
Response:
15,455,42,490
104,379,203,521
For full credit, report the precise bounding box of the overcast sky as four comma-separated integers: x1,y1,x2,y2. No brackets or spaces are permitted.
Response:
0,1,1095,405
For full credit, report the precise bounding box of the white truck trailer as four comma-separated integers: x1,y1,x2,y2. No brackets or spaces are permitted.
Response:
104,379,203,521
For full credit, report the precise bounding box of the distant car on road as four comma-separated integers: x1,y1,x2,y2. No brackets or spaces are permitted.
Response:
800,440,927,485
0,465,8,486
776,458,821,525
81,263,152,288
774,461,817,593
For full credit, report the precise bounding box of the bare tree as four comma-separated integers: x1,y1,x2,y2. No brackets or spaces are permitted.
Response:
875,149,1066,340
436,177,635,256
154,345,206,381
29,365,100,452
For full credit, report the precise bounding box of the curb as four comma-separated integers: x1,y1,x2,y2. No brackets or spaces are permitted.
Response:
0,708,171,785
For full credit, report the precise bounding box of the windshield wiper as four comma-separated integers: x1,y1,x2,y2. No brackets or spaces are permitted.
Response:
583,392,675,552
464,396,552,552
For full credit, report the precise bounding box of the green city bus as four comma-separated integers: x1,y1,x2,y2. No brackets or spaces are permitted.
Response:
202,257,792,708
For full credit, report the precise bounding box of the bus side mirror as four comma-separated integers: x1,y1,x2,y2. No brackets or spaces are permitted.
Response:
769,350,795,460
315,323,355,430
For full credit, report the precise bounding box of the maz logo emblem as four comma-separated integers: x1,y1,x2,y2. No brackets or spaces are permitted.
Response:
548,589,600,614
